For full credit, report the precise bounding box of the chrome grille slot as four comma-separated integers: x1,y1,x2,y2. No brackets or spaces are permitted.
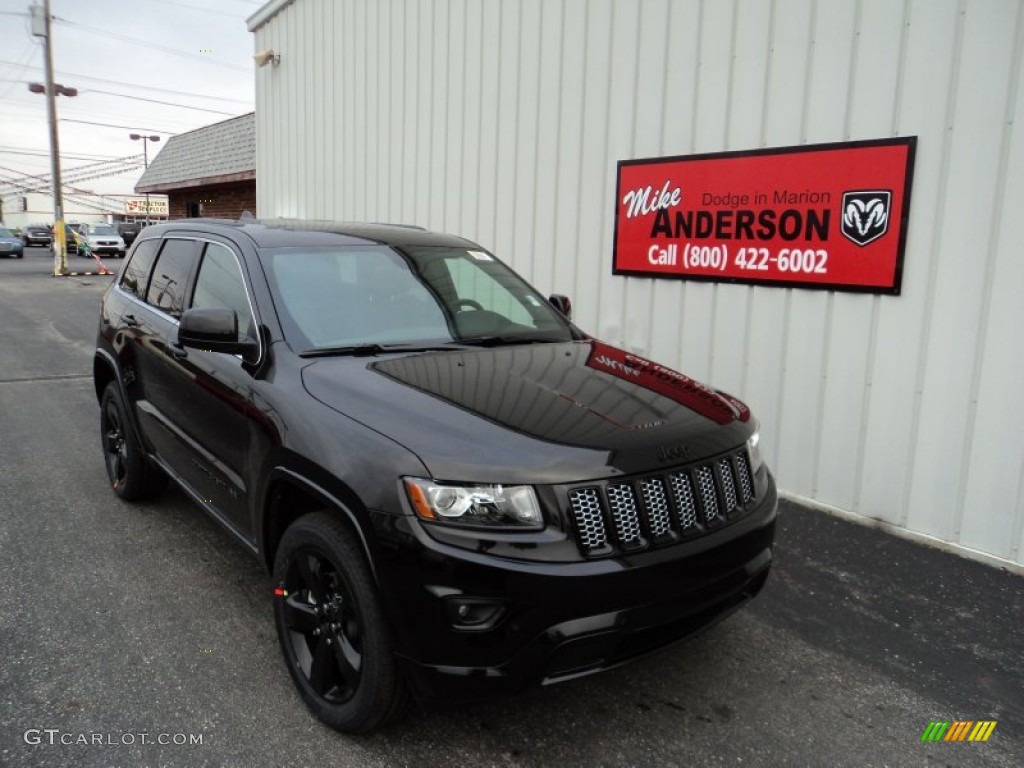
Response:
568,488,607,551
736,453,754,503
606,483,643,547
694,465,720,523
668,471,698,530
639,477,672,537
717,457,738,512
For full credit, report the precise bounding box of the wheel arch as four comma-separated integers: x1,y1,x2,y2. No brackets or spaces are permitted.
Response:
93,350,118,404
260,466,379,584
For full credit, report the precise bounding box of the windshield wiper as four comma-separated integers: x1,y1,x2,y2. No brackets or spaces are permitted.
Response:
457,335,566,347
299,342,460,358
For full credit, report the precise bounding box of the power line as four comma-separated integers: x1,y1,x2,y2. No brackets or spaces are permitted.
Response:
5,92,222,126
0,144,145,162
0,156,145,195
54,17,250,72
57,72,252,106
0,43,38,102
0,58,253,106
4,98,204,132
59,118,178,135
0,148,137,162
134,0,250,19
83,88,238,116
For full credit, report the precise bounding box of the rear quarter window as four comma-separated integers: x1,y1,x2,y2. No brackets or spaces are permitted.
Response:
119,239,160,298
144,239,199,318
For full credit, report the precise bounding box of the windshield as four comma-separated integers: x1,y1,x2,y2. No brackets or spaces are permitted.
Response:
92,225,118,235
0,228,11,237
261,245,574,351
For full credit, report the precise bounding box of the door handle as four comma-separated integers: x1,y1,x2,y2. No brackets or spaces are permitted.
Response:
122,313,140,327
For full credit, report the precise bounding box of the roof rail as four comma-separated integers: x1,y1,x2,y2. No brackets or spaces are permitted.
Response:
367,222,427,231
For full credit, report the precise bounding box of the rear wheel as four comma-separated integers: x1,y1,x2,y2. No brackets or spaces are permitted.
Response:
273,512,408,732
100,382,166,500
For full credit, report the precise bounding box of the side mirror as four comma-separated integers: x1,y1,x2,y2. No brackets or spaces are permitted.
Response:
178,307,258,360
548,294,572,320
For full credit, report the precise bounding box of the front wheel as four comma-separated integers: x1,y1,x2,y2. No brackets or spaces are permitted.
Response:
273,512,408,732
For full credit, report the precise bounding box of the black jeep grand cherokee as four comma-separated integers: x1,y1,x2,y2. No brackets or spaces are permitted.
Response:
94,219,777,732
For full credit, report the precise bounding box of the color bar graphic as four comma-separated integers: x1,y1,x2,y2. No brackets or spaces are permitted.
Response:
944,721,973,741
921,721,949,742
921,720,996,743
968,721,997,742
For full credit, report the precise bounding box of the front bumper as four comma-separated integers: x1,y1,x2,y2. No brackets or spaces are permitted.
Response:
91,245,124,256
376,480,777,700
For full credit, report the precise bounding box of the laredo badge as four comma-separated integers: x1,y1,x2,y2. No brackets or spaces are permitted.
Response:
841,189,892,246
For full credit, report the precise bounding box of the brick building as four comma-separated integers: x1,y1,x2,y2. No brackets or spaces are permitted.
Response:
135,113,255,220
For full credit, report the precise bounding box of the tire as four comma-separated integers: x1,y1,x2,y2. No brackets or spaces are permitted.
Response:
99,382,167,500
273,512,408,733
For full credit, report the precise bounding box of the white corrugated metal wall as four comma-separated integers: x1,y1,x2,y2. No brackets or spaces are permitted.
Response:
250,0,1024,568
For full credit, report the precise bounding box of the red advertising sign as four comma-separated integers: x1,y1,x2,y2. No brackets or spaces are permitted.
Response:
613,138,916,294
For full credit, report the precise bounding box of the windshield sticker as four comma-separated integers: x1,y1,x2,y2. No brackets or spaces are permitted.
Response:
469,251,494,261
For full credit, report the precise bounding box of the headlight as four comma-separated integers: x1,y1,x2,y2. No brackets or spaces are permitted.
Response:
403,478,543,529
747,428,764,473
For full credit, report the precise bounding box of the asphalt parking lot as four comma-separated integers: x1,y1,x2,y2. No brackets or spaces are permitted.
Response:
1,245,1022,767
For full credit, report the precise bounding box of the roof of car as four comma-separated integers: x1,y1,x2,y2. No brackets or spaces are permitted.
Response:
142,218,483,250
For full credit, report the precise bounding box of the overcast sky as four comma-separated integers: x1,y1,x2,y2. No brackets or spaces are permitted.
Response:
0,0,262,196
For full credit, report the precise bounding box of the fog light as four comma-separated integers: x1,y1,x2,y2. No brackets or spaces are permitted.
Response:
446,598,505,631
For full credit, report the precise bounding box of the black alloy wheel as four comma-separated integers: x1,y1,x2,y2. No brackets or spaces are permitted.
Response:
102,396,129,491
280,548,364,704
273,512,407,732
99,382,167,501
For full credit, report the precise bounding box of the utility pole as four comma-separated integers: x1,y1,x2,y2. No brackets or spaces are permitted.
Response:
31,0,68,275
130,134,160,225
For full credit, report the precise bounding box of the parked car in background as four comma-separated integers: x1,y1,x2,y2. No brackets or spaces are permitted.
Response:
93,218,777,733
0,226,25,258
80,223,126,257
117,221,142,247
22,224,53,247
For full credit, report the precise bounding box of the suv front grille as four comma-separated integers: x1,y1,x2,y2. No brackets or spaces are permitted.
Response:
567,488,607,551
566,449,756,556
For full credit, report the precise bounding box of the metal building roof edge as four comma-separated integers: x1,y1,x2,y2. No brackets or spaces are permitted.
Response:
247,0,297,33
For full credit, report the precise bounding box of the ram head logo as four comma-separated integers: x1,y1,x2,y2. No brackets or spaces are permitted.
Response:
841,190,892,246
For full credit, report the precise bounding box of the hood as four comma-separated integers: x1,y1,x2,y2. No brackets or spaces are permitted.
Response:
301,340,753,484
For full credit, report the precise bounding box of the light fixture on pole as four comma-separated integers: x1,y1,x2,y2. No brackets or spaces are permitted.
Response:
130,133,160,224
